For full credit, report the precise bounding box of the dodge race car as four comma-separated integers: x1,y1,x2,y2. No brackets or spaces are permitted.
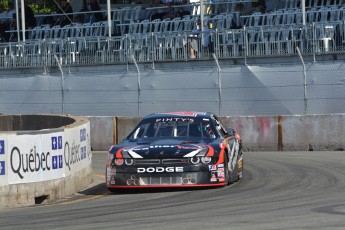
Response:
106,112,243,190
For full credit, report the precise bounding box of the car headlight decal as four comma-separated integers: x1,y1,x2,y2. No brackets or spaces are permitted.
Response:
125,159,134,165
191,156,200,164
201,156,212,164
115,159,124,166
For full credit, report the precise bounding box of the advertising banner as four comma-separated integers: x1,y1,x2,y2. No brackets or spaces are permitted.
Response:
62,123,91,176
7,132,65,184
0,123,91,185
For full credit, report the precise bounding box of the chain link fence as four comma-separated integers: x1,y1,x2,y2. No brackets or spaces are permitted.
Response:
0,55,344,116
0,20,345,116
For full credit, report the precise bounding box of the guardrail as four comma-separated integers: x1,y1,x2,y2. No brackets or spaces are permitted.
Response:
0,21,344,69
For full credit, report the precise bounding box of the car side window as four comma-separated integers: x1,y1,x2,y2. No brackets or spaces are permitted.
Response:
213,116,228,137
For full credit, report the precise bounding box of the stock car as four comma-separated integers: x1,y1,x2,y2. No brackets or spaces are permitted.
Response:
106,112,243,190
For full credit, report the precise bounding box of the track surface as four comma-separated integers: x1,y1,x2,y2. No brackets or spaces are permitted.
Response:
1,151,345,230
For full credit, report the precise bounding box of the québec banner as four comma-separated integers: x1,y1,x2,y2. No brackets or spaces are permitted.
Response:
0,124,91,185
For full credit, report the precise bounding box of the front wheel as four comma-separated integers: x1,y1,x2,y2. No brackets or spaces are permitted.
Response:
224,152,231,186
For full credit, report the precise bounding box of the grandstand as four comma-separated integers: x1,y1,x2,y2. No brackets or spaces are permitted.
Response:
0,0,345,68
1,0,345,117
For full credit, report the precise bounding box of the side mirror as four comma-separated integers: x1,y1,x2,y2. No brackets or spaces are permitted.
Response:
226,128,235,136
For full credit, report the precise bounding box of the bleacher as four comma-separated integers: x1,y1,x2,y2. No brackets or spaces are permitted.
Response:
1,0,345,68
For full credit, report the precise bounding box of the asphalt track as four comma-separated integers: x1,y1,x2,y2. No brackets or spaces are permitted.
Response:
1,151,345,230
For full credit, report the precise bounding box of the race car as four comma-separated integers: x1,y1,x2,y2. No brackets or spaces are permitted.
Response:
106,112,243,190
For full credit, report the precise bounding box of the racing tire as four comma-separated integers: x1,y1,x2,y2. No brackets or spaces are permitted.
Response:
224,151,231,186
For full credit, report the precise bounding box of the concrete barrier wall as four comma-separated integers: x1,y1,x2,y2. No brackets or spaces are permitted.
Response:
0,115,92,208
89,114,345,152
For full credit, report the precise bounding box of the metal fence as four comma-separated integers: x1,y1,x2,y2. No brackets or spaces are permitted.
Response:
0,58,345,117
0,21,345,69
1,20,345,117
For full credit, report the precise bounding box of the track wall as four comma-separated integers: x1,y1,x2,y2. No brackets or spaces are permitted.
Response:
91,114,345,152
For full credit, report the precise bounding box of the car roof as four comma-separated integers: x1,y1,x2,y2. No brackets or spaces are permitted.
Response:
143,112,213,120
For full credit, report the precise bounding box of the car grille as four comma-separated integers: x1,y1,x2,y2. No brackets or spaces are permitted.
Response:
127,173,198,185
134,159,160,165
134,158,190,165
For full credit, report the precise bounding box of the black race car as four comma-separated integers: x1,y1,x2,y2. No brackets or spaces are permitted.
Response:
106,112,243,190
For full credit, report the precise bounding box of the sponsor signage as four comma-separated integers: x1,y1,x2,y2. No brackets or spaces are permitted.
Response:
0,140,4,155
137,167,184,173
0,161,5,175
8,134,64,183
5,124,91,184
0,139,5,179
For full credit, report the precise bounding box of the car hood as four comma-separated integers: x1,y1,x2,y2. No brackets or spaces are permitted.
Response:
114,139,213,158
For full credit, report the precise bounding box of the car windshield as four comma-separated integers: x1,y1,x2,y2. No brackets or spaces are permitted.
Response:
127,118,217,140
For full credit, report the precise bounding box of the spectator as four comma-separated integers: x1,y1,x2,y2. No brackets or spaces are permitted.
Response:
0,2,16,42
11,1,36,29
84,0,104,24
0,4,6,22
0,4,6,41
189,20,211,58
231,3,244,29
23,1,36,29
1,2,16,25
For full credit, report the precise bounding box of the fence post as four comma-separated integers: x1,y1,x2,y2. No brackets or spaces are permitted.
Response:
212,53,222,115
54,55,64,114
296,46,308,115
132,55,141,116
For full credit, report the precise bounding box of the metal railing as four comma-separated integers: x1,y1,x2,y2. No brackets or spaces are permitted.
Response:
0,21,344,69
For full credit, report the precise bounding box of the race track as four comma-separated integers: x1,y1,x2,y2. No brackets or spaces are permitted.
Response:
1,151,345,230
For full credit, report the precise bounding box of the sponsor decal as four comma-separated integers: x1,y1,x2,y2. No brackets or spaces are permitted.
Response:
217,172,224,178
51,136,63,150
137,167,183,173
182,174,197,184
0,161,5,175
127,175,139,185
238,159,243,169
80,128,87,142
229,141,240,171
218,178,225,183
209,165,217,171
155,118,194,122
217,164,224,168
52,155,63,169
0,140,4,154
80,146,87,160
217,168,224,173
210,172,217,182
